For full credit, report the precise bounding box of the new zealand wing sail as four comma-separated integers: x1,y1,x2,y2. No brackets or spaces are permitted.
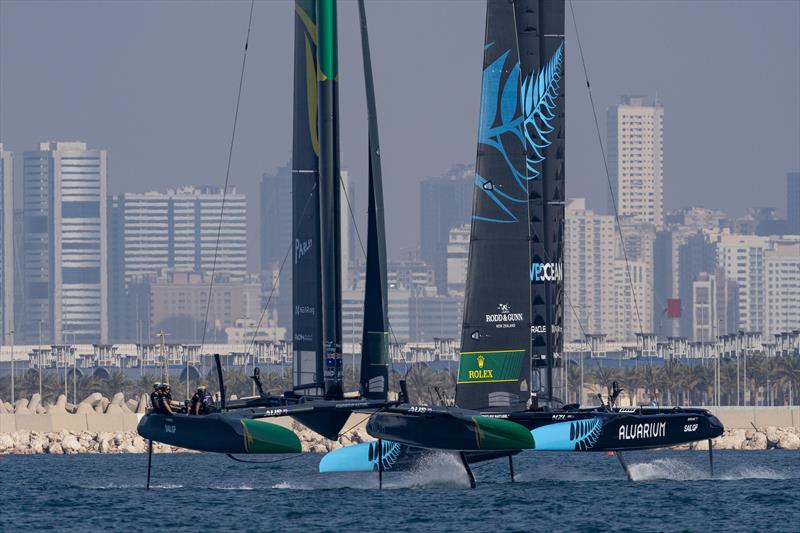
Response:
455,0,531,411
357,0,389,400
517,0,566,405
292,0,324,396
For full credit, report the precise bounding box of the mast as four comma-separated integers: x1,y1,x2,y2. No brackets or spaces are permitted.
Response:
317,0,344,399
455,0,564,411
357,0,389,400
515,0,565,406
291,0,324,395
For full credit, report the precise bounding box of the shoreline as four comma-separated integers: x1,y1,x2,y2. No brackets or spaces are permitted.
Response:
2,426,798,455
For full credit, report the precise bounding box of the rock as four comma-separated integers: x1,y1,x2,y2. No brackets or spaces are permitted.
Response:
30,435,46,454
48,443,64,455
742,431,767,450
12,430,31,449
777,430,800,450
0,434,14,452
62,434,81,453
35,406,47,414
113,432,125,446
99,439,112,453
745,428,755,440
126,399,138,411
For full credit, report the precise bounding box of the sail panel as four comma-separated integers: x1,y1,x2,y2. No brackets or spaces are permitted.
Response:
456,0,531,411
456,0,565,410
292,0,324,394
357,0,390,400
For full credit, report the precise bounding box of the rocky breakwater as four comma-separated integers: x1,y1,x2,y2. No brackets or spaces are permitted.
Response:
679,426,800,451
292,421,374,453
0,429,185,455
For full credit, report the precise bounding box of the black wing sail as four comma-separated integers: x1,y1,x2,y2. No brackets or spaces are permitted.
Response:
292,0,324,395
456,0,531,411
456,0,565,411
357,0,389,400
515,0,565,405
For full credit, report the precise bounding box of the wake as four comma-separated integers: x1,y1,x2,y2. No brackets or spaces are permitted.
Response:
627,458,788,481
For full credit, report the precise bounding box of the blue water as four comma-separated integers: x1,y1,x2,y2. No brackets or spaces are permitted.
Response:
1,450,798,532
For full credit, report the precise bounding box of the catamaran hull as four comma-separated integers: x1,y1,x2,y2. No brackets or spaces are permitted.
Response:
511,408,724,452
137,413,302,454
320,407,724,473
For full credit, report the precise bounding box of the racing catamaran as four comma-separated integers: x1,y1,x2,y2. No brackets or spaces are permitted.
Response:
320,0,724,487
138,0,401,466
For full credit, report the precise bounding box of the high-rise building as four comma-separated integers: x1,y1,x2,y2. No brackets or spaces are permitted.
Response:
691,269,737,342
446,224,470,296
789,172,800,235
112,186,246,282
108,185,247,341
564,199,615,341
607,96,664,228
22,142,108,344
677,232,717,337
419,164,473,294
716,234,768,333
0,144,13,341
763,238,800,337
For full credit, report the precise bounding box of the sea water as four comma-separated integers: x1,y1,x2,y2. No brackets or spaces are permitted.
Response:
1,450,798,532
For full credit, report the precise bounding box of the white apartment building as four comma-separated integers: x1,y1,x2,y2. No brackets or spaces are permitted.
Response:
564,199,615,341
113,185,247,282
22,142,108,344
446,224,470,296
764,239,800,337
607,96,664,228
716,234,768,333
0,144,13,341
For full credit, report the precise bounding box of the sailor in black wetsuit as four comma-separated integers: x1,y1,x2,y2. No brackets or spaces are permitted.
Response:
150,382,162,413
159,383,176,415
189,385,211,415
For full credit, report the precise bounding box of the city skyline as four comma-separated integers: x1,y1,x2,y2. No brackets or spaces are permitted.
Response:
1,0,798,266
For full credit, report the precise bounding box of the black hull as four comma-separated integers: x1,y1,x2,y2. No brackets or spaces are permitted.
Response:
364,405,723,453
137,411,302,454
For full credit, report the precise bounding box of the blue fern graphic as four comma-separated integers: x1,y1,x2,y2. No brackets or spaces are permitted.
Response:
474,43,564,224
569,418,602,451
370,440,402,472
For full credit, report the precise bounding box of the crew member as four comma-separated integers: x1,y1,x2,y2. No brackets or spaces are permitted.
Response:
190,385,211,415
150,382,162,413
159,383,176,415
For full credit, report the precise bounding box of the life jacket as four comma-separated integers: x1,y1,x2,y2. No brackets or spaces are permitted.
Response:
150,391,162,413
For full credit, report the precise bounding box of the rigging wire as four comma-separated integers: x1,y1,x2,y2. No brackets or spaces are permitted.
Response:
568,0,645,337
199,0,255,354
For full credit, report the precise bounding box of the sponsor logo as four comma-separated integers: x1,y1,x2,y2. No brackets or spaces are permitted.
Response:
457,350,526,384
530,324,563,334
485,303,524,329
684,424,698,433
294,333,313,342
295,305,315,316
294,238,312,263
618,421,667,440
164,424,176,434
530,262,563,283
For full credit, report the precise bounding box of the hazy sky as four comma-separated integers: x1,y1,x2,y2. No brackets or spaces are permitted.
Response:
1,0,798,268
